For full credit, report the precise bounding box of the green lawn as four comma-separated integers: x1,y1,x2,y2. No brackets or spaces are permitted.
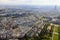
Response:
54,26,58,33
53,26,58,40
53,34,58,40
58,27,60,31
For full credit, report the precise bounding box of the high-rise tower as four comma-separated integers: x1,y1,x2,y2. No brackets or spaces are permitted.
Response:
55,5,57,10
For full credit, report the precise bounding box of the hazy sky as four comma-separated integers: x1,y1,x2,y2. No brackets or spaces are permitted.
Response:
0,0,60,5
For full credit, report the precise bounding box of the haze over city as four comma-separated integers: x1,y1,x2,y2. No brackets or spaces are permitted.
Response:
0,0,60,5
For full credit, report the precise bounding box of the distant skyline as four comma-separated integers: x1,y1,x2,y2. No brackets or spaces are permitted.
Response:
0,0,60,6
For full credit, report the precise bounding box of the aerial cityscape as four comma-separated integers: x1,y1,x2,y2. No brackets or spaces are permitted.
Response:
0,5,60,40
0,0,60,40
